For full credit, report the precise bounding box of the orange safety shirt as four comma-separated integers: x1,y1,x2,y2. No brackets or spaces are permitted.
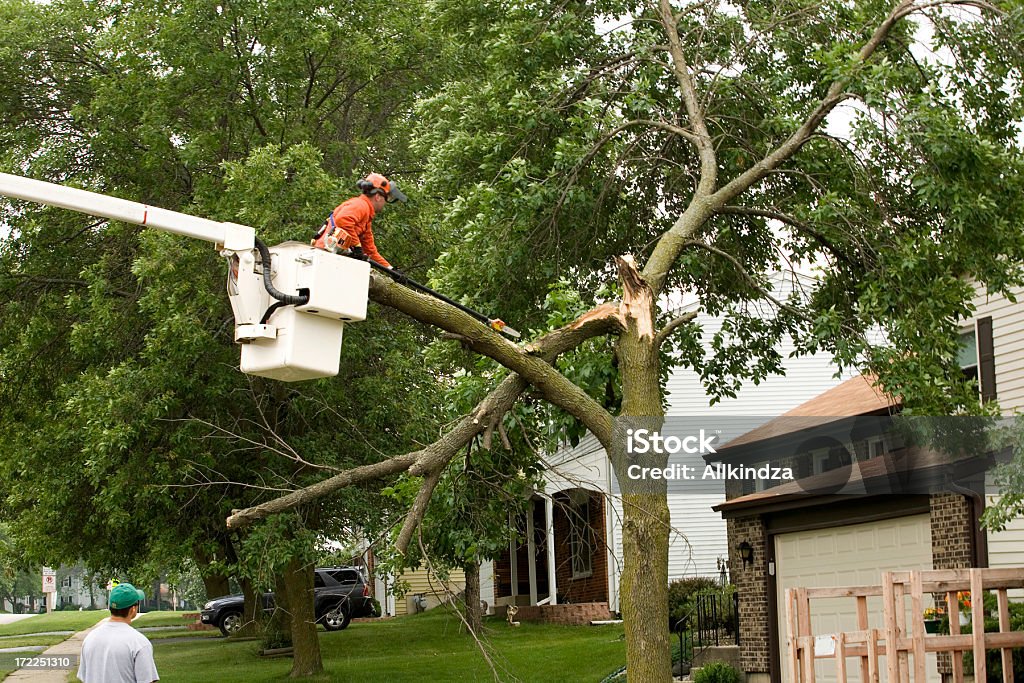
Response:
314,194,391,268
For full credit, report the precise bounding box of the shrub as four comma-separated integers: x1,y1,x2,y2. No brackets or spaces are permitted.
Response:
693,661,742,683
955,598,1024,679
668,578,737,636
668,577,720,628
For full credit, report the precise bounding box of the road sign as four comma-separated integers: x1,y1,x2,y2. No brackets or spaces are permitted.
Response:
42,567,56,594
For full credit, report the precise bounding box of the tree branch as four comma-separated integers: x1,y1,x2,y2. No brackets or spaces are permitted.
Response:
2,274,134,299
644,0,943,296
394,467,443,557
226,302,623,529
718,205,858,268
656,0,717,197
655,311,698,347
367,275,618,446
681,240,807,318
714,0,918,207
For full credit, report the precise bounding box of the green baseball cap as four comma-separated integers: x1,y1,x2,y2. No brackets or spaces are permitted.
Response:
109,583,145,609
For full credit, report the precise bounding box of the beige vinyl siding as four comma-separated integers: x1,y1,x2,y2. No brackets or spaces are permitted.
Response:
969,284,1024,412
988,515,1024,570
392,567,465,617
985,473,1024,598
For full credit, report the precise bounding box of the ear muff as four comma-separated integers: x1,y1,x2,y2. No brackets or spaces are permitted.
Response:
356,179,375,194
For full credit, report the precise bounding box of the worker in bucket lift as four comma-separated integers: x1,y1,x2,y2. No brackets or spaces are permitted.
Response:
313,173,408,282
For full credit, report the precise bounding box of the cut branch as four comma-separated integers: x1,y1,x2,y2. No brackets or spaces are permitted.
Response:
368,275,618,446
226,453,418,529
615,255,657,341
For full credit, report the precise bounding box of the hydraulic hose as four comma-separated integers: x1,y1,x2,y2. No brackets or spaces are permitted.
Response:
255,238,310,306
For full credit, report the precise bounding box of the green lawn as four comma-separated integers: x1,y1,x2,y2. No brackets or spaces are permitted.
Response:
133,611,201,628
0,612,105,637
0,635,67,649
0,612,106,680
152,608,626,682
146,628,220,641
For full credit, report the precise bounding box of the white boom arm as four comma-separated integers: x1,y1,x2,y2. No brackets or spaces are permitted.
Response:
0,171,370,382
0,172,254,251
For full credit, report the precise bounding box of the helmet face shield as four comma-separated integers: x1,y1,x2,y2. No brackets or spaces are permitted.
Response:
359,173,406,203
386,181,408,203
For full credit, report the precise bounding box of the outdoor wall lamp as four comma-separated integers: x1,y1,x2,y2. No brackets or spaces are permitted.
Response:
738,541,754,568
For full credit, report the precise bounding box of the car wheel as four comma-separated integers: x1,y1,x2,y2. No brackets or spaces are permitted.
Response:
321,604,351,631
219,610,243,637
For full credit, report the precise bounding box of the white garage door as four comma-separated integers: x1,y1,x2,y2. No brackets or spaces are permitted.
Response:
775,514,938,683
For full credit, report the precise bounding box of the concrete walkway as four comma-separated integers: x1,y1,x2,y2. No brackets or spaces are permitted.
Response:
4,620,105,683
0,615,39,626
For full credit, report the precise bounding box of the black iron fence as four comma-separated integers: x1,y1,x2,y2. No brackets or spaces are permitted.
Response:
672,589,739,677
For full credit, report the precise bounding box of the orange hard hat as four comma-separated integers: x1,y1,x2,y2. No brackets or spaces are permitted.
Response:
357,173,408,203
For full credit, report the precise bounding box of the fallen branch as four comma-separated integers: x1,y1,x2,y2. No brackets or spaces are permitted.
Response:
226,301,622,529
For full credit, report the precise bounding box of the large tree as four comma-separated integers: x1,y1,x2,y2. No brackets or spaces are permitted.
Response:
4,0,1024,680
226,0,1024,680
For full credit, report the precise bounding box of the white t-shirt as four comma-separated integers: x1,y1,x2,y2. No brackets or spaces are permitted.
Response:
77,620,160,683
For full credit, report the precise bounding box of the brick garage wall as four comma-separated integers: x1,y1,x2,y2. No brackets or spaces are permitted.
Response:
511,602,614,625
552,491,609,604
729,514,771,676
931,493,974,675
931,493,973,570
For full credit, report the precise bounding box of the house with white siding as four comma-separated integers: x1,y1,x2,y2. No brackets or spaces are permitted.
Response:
489,274,857,618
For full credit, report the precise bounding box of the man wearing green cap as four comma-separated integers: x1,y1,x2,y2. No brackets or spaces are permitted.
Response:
77,582,159,683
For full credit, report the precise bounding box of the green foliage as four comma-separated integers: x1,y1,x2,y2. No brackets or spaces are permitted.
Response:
981,416,1024,531
667,578,735,635
667,577,721,626
954,600,1024,678
693,661,742,683
0,0,445,598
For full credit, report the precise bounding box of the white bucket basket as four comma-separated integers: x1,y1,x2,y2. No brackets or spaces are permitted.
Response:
238,242,370,381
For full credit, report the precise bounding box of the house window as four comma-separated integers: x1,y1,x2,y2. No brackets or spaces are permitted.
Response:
866,437,886,459
567,495,593,579
811,448,831,475
959,317,996,401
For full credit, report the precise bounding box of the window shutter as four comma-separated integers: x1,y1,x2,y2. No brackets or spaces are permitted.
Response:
978,316,997,401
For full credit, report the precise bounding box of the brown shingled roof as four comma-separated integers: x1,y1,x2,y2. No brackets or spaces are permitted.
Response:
717,374,900,451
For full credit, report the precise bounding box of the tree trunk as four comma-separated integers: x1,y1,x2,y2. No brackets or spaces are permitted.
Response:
193,546,230,600
463,557,482,634
613,263,673,683
262,572,292,650
282,558,323,677
238,577,264,638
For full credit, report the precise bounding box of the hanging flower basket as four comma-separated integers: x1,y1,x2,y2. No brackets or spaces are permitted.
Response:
924,619,941,634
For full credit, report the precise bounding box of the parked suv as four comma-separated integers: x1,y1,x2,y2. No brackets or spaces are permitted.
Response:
200,567,374,636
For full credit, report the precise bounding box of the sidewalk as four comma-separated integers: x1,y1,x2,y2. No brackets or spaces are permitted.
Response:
4,620,106,683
